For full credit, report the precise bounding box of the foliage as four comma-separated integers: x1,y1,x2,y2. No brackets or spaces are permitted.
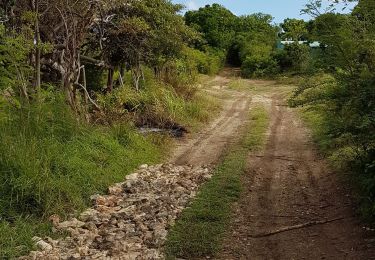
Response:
183,47,225,75
275,43,311,73
290,0,375,221
280,18,308,41
97,70,220,130
184,5,278,77
91,0,196,73
0,92,163,220
241,54,279,78
165,106,269,259
185,4,237,49
0,24,33,97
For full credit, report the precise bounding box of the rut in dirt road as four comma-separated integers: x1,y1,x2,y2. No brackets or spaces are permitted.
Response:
219,95,375,260
170,76,252,166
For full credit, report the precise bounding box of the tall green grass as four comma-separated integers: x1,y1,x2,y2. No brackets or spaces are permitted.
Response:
165,106,269,259
99,79,220,130
0,93,164,258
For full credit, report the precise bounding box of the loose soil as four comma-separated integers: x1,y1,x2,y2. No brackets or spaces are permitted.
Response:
217,92,375,259
170,70,375,259
170,70,253,166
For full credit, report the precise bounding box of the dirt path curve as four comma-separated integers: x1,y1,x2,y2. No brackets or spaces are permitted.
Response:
218,94,375,260
170,72,252,166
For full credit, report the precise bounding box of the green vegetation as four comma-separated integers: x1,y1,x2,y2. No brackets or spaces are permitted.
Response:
0,218,58,258
184,4,320,78
1,0,374,256
0,0,221,257
289,0,375,221
0,95,163,219
0,94,166,258
185,5,279,77
165,106,269,259
98,69,220,130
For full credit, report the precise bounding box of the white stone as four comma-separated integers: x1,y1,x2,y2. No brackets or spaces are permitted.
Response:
36,240,53,251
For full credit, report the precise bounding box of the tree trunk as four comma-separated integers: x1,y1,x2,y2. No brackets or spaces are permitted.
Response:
63,70,77,111
131,66,142,92
115,64,125,87
106,67,114,92
119,64,125,87
33,0,41,99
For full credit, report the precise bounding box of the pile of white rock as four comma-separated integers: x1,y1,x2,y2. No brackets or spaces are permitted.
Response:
20,164,212,260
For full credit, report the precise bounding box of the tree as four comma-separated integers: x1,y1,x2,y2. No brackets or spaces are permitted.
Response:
87,0,195,91
185,4,237,49
281,18,308,41
0,24,33,101
10,0,97,109
233,14,278,76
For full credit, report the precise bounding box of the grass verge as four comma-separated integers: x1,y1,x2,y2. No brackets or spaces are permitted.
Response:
0,102,165,258
0,82,219,258
164,105,269,259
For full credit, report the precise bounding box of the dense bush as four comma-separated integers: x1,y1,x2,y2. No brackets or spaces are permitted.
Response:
290,71,375,220
184,5,278,77
292,1,375,221
241,55,279,78
182,47,225,76
274,43,311,73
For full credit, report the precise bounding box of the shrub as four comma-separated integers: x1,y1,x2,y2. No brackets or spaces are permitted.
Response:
289,73,375,221
276,43,311,73
241,55,279,78
183,47,225,76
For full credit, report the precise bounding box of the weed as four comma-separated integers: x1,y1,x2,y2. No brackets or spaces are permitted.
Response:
228,79,253,91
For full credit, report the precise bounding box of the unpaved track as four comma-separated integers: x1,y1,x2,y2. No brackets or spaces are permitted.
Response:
218,93,375,259
170,73,252,166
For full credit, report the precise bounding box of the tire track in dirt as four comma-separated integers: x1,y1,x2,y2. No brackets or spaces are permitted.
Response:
170,88,252,166
218,93,375,260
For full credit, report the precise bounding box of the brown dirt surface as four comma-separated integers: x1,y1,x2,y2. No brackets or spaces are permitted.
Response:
217,92,375,260
170,70,252,166
169,69,375,259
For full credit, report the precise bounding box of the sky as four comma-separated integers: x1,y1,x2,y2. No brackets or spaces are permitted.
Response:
172,0,356,24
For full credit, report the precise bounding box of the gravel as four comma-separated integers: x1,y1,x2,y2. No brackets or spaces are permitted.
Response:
20,164,212,260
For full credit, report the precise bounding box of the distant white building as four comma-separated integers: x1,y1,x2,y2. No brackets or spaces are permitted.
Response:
277,41,321,49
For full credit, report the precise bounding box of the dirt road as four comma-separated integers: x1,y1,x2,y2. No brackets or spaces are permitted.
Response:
169,71,375,259
170,73,252,166
218,93,375,259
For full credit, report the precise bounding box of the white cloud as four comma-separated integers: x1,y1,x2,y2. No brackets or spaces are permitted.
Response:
186,0,199,10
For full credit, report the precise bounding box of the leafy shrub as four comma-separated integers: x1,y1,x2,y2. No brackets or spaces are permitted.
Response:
85,63,106,92
183,47,225,76
275,43,311,73
289,73,375,221
241,55,279,78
